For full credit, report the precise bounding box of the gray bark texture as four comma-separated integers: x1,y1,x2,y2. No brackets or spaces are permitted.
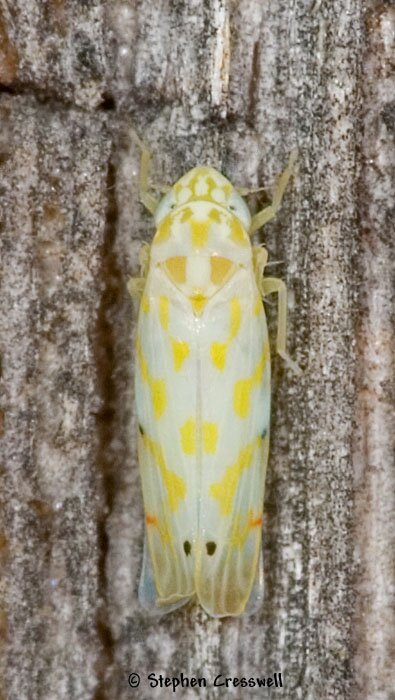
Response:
0,1,394,699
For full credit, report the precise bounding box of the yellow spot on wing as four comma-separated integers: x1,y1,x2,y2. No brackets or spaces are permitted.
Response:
151,379,167,418
154,214,172,243
210,438,261,516
254,296,263,315
203,423,218,454
233,344,269,418
137,341,149,382
210,298,241,370
149,293,190,372
211,342,227,370
180,419,196,455
233,379,251,418
143,434,186,511
171,338,190,370
159,296,169,330
180,419,218,455
137,341,167,418
229,515,248,548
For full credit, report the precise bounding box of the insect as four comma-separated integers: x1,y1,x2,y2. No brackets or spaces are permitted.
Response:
128,137,300,617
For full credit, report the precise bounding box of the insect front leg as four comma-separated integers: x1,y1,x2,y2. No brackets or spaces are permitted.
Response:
249,151,298,235
262,277,301,375
127,242,150,300
130,130,160,215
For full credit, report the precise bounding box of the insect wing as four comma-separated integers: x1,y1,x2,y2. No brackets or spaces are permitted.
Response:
135,267,197,611
195,267,270,617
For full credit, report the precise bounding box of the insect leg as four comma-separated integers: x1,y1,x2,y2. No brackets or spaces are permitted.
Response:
130,130,160,214
252,245,268,295
249,151,297,235
127,243,150,299
262,277,301,375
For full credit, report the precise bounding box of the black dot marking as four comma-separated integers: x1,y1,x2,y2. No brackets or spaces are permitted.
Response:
206,541,216,556
260,427,267,439
183,541,191,556
138,424,145,435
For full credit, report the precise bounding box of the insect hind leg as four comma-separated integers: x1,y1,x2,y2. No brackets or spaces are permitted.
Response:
262,276,301,375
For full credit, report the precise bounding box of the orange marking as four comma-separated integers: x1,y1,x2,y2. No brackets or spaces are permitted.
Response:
249,516,263,528
146,514,158,526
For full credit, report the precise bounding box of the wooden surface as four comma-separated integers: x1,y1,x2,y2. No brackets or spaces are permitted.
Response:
0,1,394,699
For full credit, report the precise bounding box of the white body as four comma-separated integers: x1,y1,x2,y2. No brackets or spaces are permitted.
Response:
135,167,270,617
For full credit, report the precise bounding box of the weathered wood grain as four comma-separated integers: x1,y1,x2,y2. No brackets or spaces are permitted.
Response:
0,1,394,699
0,95,111,698
0,0,111,108
353,6,395,699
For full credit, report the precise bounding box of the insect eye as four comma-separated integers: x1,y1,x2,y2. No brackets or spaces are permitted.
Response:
227,193,252,229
